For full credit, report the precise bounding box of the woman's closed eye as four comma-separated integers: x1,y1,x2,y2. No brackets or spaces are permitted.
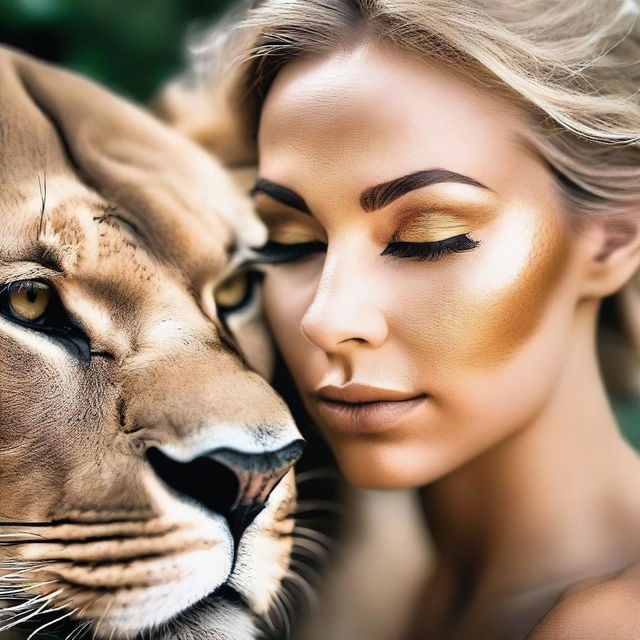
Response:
252,233,480,264
254,239,327,263
383,208,482,261
382,233,480,261
251,209,328,263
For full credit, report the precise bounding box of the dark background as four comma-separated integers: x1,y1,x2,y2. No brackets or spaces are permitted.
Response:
2,0,639,443
1,0,232,102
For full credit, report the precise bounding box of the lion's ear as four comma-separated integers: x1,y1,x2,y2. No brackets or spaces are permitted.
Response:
153,72,257,169
5,45,265,249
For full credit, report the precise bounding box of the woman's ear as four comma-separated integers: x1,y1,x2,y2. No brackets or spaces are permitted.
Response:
580,214,640,298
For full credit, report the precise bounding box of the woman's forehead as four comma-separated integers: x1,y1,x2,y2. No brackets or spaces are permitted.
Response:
258,42,539,205
261,41,516,127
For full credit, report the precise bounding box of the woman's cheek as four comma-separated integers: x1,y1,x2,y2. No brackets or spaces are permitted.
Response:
262,264,320,371
466,206,570,368
389,205,570,372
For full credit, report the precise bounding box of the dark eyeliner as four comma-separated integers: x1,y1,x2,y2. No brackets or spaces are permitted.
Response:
381,234,480,261
251,234,477,265
252,240,327,264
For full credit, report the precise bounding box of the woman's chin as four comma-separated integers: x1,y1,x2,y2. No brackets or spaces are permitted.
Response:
328,437,456,490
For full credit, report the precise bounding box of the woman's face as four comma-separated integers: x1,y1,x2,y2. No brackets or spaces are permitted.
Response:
254,42,594,489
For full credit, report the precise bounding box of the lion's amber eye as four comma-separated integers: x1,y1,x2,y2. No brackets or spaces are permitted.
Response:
214,272,250,311
9,281,51,321
0,279,92,359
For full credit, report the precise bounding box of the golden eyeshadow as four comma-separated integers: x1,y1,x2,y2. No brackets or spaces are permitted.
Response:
393,205,496,243
257,209,324,244
269,225,319,244
394,211,473,242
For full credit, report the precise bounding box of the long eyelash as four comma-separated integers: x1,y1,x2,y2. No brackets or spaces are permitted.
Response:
251,240,327,264
381,234,480,261
249,235,477,265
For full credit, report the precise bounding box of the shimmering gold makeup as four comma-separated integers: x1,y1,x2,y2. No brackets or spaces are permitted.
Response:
469,203,570,365
254,41,587,488
257,207,325,245
255,185,497,249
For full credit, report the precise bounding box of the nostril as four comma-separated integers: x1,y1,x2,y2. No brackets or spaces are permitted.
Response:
209,439,305,509
146,447,239,523
145,439,304,540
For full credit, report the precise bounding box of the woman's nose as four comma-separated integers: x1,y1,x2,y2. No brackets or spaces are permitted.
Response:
300,254,388,353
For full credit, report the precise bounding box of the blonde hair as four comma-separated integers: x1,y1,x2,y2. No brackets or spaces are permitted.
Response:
190,0,640,396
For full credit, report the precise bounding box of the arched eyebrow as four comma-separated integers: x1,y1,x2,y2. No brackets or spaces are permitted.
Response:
250,168,489,216
250,179,311,215
360,169,489,212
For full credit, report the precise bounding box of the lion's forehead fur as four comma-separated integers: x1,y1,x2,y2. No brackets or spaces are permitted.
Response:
2,172,229,343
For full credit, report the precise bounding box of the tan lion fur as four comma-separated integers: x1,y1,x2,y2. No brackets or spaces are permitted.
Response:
0,46,302,640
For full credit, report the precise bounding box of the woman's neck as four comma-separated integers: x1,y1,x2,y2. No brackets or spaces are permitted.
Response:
419,305,640,624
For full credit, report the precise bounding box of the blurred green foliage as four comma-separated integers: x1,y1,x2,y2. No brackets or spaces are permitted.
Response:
0,0,232,101
617,396,640,449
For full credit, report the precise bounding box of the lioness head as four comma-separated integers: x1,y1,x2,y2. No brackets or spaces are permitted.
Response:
0,47,304,640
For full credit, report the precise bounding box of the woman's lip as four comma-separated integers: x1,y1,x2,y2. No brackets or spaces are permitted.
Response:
315,383,422,404
312,393,427,435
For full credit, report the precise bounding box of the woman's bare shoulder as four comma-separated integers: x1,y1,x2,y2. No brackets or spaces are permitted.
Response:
527,563,640,639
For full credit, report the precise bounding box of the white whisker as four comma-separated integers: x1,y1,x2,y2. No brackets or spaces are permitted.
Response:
289,558,323,584
271,591,290,638
291,536,330,561
78,618,95,640
0,590,59,632
0,591,55,612
27,607,78,640
283,571,320,617
292,526,336,549
66,618,93,640
294,500,346,515
276,585,296,638
91,595,113,640
6,579,59,594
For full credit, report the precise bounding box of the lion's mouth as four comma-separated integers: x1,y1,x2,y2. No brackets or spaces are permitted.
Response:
0,510,237,634
0,446,300,638
0,471,296,639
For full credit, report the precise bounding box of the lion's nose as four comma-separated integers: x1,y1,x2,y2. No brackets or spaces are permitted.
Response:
146,439,304,539
207,441,305,508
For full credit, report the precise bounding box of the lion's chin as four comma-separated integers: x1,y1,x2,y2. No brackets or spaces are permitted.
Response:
53,547,234,639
